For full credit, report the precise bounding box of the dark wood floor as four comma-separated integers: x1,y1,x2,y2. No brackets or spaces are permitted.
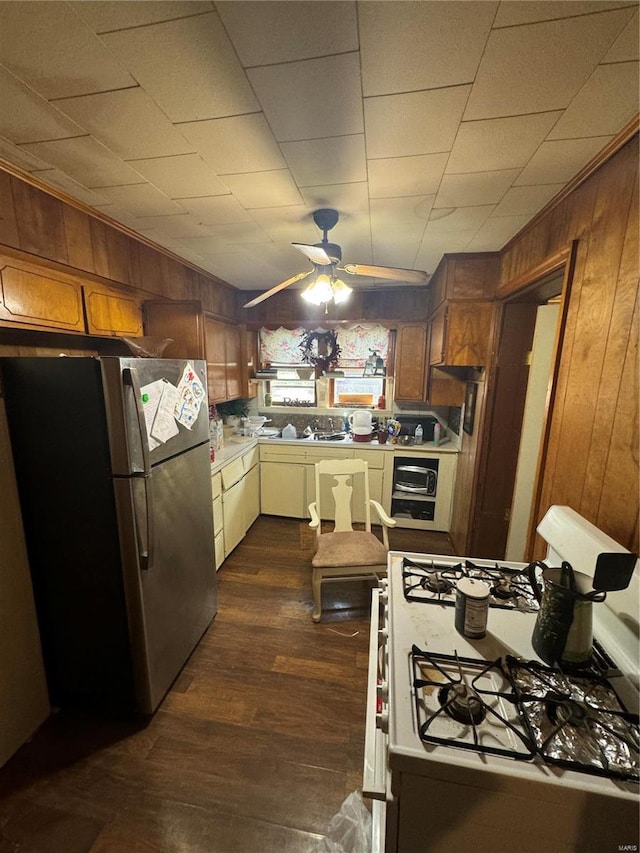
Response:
0,517,455,853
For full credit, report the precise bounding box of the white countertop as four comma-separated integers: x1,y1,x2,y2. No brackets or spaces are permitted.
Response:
257,435,458,453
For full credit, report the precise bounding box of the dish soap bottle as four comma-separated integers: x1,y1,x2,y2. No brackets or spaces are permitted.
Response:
414,424,423,445
433,422,441,446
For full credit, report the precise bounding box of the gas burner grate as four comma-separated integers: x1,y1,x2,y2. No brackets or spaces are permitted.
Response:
401,557,539,611
506,657,640,782
411,646,536,760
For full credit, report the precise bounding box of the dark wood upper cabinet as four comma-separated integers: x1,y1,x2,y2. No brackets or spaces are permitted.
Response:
0,256,85,332
83,283,143,337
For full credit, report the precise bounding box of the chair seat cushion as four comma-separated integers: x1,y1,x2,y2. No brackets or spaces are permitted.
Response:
312,530,388,568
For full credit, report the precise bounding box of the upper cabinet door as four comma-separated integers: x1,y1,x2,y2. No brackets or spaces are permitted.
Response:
84,283,143,337
224,323,242,400
204,316,227,403
0,254,84,332
394,324,427,401
143,300,205,360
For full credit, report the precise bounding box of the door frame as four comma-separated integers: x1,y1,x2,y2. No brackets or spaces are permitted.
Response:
478,241,578,560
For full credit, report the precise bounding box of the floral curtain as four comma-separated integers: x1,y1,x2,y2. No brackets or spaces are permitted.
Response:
259,325,389,368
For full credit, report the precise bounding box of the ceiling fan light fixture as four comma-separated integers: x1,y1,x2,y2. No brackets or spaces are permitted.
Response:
331,277,352,304
302,273,333,305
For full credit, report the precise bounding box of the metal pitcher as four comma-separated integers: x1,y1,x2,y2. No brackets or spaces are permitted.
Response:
527,561,605,668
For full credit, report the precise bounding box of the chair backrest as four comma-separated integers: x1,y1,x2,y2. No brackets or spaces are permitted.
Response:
313,458,372,533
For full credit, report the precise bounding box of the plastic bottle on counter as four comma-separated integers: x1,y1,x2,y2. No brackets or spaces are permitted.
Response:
414,424,423,445
433,422,442,446
282,423,297,440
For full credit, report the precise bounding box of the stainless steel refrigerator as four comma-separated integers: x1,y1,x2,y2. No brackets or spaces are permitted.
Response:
0,356,217,714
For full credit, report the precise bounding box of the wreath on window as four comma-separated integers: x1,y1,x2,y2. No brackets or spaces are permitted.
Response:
299,330,341,374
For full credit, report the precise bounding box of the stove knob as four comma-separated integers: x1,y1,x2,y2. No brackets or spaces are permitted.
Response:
379,589,388,605
376,680,388,701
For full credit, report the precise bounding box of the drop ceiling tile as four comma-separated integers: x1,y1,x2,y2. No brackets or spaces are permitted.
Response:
365,86,471,159
548,62,639,140
248,205,310,233
359,1,496,96
492,184,565,217
20,136,146,188
178,234,229,254
128,214,211,239
222,170,303,209
29,169,109,206
179,113,285,174
372,234,423,269
446,112,563,174
136,229,182,250
176,195,252,225
435,169,521,208
494,2,629,28
101,13,258,123
0,136,50,171
427,205,495,234
514,136,612,185
281,135,366,187
125,154,229,199
195,222,273,246
70,1,213,32
465,8,636,120
248,53,363,142
216,1,358,66
300,183,369,216
415,231,477,272
0,2,136,99
97,184,183,217
368,154,448,198
466,215,532,251
370,196,435,226
54,88,194,160
0,65,84,144
603,10,639,61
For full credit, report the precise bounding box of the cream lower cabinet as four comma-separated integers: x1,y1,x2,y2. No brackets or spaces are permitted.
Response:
242,447,260,530
261,460,307,517
212,445,261,567
211,472,224,570
260,444,393,521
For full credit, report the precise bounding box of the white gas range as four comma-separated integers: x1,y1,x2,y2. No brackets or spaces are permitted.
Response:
363,506,639,853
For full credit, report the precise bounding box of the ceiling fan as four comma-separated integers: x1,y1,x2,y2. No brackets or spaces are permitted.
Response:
243,208,428,308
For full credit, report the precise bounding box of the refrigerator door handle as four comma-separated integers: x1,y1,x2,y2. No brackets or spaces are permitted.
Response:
123,367,151,475
123,367,154,571
139,473,155,572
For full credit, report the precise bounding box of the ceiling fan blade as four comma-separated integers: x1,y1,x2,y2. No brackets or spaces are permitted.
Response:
292,242,332,265
342,263,428,283
242,271,313,309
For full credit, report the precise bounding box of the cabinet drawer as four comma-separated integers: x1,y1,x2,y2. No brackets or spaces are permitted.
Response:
260,445,306,463
305,446,353,461
355,449,385,469
211,472,222,500
242,446,259,472
221,458,244,490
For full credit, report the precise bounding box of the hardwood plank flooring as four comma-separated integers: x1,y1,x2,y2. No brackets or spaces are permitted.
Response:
0,517,455,853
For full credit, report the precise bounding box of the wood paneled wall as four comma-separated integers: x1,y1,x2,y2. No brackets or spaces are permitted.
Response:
500,135,639,555
241,284,431,326
0,168,237,321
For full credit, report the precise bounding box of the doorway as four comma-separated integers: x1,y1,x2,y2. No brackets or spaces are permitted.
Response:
470,245,575,560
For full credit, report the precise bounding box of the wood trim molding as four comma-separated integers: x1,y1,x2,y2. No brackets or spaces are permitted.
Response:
496,245,573,300
0,158,236,294
501,115,639,256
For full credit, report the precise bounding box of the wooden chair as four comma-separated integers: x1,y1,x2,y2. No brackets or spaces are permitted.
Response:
308,458,396,622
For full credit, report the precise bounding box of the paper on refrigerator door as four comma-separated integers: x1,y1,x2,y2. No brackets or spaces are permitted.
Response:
150,381,180,443
140,378,164,451
174,362,205,429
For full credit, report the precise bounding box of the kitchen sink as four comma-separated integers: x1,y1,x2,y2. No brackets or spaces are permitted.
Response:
268,432,349,441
